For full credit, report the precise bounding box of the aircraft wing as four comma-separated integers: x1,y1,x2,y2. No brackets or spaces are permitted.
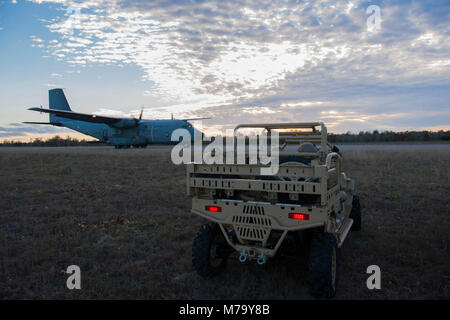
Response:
23,121,63,126
27,107,123,126
181,117,211,121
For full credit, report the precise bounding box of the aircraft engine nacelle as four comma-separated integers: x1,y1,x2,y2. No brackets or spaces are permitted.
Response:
110,119,138,129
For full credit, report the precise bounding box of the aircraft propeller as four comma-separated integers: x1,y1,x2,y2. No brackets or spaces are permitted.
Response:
131,106,144,125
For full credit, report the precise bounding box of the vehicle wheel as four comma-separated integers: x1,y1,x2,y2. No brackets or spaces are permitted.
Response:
349,195,361,231
308,232,339,298
192,223,230,277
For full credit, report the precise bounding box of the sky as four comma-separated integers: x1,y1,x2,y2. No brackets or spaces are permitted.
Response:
0,0,449,141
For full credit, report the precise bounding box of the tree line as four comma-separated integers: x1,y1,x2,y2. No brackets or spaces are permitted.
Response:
328,130,450,143
1,129,449,146
0,136,95,146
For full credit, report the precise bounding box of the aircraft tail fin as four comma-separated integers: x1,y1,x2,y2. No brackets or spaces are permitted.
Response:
49,88,71,123
49,88,71,111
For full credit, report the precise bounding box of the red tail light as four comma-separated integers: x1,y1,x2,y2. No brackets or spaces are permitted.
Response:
205,205,222,213
289,212,309,220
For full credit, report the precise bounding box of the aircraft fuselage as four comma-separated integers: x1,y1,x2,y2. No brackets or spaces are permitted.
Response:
58,117,195,147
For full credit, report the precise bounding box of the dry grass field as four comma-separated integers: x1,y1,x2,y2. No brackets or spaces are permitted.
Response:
0,148,449,299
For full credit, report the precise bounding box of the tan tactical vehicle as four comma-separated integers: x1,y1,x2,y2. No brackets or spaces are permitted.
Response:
186,122,361,298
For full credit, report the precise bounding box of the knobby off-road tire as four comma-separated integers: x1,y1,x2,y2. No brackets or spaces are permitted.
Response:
192,223,229,278
308,232,339,299
350,195,361,231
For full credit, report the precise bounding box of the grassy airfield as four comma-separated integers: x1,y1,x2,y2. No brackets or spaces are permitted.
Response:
0,148,449,299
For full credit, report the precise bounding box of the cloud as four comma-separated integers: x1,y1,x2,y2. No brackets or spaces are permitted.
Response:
0,123,67,137
30,35,44,42
26,0,450,132
183,83,450,134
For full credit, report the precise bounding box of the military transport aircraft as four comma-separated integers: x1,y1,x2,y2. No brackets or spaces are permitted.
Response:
25,88,207,148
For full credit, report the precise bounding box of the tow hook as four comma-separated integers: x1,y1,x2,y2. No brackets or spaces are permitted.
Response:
238,251,248,263
257,254,267,265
